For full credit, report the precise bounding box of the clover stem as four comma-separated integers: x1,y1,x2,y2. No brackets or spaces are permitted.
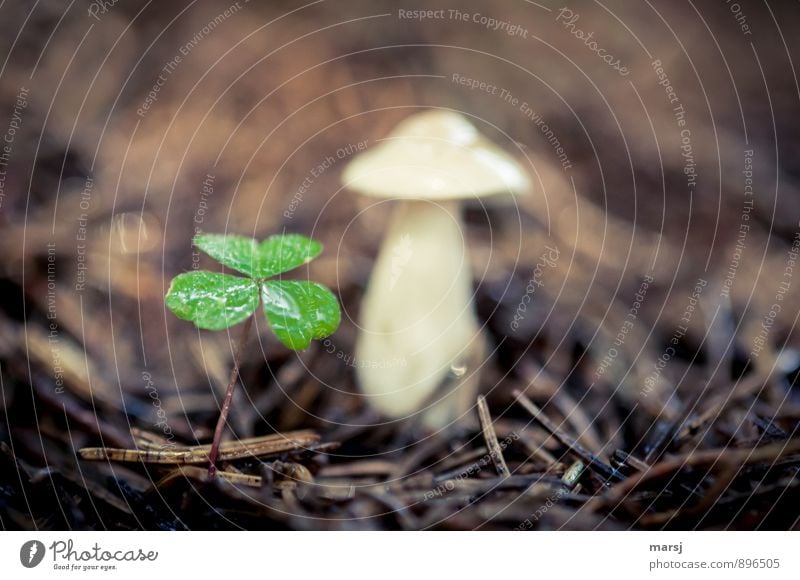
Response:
208,313,254,478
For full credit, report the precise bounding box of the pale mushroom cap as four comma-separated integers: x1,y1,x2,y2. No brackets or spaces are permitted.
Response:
342,110,531,200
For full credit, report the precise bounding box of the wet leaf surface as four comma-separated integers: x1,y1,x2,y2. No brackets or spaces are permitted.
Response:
262,281,341,349
194,233,322,279
165,271,259,330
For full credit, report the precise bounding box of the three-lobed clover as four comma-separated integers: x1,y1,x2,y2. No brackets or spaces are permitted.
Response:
165,233,340,349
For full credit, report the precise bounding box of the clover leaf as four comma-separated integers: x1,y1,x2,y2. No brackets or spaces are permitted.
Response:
164,232,340,478
193,233,322,279
165,233,339,349
262,280,341,350
165,271,259,331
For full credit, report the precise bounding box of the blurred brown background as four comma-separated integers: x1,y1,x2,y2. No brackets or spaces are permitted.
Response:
1,0,799,529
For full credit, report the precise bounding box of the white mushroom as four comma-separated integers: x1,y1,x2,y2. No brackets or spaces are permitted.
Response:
342,110,530,429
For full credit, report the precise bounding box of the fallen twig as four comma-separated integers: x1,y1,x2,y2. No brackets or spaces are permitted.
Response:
477,395,510,478
512,389,623,482
79,430,320,464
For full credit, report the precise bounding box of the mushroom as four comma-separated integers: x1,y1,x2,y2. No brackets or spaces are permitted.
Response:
342,110,530,429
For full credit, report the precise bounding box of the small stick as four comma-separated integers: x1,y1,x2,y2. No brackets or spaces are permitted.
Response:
639,462,740,526
208,315,254,477
613,449,649,472
477,395,510,478
425,474,564,497
521,361,603,454
79,430,319,464
153,466,263,489
512,389,623,482
517,434,559,466
318,460,396,478
169,430,318,452
28,371,134,448
590,439,800,512
643,418,680,463
433,447,491,483
131,427,174,450
679,373,769,441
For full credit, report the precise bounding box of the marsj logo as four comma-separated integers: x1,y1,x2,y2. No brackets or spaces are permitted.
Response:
20,540,46,568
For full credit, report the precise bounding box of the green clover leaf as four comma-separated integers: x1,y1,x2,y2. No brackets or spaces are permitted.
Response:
165,271,259,331
193,233,322,278
165,233,339,350
262,281,341,350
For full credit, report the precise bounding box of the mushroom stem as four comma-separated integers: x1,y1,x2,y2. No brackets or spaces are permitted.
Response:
355,199,484,428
